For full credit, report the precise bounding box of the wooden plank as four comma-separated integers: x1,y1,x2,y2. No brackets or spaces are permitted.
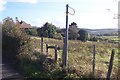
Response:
47,46,56,49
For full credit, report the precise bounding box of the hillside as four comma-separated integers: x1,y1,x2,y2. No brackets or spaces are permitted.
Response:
80,28,118,36
57,28,118,36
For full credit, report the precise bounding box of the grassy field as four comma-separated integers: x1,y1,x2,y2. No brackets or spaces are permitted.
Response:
97,36,119,43
31,36,118,78
100,36,119,41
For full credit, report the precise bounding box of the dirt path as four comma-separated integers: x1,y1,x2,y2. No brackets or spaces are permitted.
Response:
1,59,24,80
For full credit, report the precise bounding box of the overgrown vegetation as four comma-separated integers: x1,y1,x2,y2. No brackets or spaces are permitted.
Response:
32,36,118,79
2,17,35,73
25,28,38,36
2,17,119,79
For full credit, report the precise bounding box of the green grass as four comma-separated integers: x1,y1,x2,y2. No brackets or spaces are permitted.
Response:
30,36,118,78
97,36,119,43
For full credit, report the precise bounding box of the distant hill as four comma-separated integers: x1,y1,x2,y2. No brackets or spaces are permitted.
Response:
34,25,118,36
79,28,118,36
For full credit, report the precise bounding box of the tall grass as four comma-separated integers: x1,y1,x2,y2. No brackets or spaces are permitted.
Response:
31,36,118,78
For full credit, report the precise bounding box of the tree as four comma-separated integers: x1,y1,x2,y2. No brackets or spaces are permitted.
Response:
2,17,34,62
38,22,57,38
37,28,42,37
68,22,79,40
78,29,89,42
2,17,15,28
25,28,38,36
2,17,16,38
53,32,63,40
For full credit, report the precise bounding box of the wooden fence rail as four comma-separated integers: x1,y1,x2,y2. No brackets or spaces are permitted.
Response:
46,44,59,63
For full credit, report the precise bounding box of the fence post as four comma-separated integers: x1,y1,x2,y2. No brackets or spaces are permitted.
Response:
106,49,115,80
46,44,48,53
62,37,65,67
93,45,96,78
118,46,120,80
41,37,43,52
55,45,58,63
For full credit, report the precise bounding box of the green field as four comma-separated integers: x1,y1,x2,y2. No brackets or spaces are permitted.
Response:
31,36,118,78
97,36,119,43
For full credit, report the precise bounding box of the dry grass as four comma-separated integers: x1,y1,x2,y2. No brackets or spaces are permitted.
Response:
31,36,118,78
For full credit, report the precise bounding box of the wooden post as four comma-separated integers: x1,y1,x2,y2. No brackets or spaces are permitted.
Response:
41,37,43,52
62,37,65,66
106,49,115,80
46,44,48,53
118,47,120,80
93,45,96,78
55,45,58,63
63,37,65,43
118,2,120,80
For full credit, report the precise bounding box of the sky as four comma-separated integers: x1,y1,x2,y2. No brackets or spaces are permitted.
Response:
0,0,119,29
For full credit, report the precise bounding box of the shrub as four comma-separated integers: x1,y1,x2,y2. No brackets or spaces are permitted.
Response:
89,36,99,42
2,17,34,66
25,28,38,36
53,32,63,40
78,29,89,42
37,22,57,38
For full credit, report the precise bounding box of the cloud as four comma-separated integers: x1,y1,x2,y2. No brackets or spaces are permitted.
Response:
17,0,38,4
6,0,67,3
0,0,38,11
7,0,73,3
5,0,38,4
0,0,7,11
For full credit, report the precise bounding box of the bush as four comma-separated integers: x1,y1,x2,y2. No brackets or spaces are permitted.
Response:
68,22,79,40
89,37,99,42
53,32,63,40
2,17,34,65
25,28,38,36
78,29,89,42
37,22,57,38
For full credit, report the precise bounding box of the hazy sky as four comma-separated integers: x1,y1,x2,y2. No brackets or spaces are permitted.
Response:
0,0,119,29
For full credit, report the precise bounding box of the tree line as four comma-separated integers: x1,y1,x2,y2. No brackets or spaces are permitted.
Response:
36,22,89,42
2,17,89,42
